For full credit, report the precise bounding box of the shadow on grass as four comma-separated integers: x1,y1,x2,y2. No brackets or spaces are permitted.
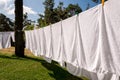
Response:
0,54,83,80
41,61,83,80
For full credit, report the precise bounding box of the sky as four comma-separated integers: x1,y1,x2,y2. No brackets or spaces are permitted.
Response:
0,0,99,22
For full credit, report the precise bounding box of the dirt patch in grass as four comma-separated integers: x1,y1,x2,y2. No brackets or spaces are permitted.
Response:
0,47,33,56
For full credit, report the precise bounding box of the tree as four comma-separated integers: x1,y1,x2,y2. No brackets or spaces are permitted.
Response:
66,4,82,17
0,13,14,31
23,13,29,26
43,0,55,24
37,14,47,28
38,0,82,27
23,25,34,30
23,13,33,27
15,0,24,57
54,2,68,20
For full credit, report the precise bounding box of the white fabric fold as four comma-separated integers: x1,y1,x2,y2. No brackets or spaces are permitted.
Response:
102,0,120,75
62,15,79,67
0,32,11,49
42,26,52,63
2,32,11,48
43,26,52,58
51,21,64,66
39,28,46,56
78,5,100,73
35,29,41,56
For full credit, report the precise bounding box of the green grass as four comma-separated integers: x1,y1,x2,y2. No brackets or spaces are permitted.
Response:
0,52,88,80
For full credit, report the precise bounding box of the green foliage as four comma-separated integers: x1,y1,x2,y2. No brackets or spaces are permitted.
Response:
23,12,36,30
0,53,88,80
43,0,54,10
38,0,82,28
0,13,14,31
24,25,34,30
23,13,30,26
66,4,82,16
53,2,68,21
38,14,47,28
43,0,55,24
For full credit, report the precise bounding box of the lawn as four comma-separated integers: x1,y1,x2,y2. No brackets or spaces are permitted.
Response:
0,47,88,80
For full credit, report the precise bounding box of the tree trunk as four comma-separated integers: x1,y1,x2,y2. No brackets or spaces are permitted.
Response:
15,0,24,57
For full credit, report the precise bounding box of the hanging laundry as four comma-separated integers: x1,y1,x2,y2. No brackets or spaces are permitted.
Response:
51,21,64,66
102,0,120,76
43,26,52,59
39,28,46,56
0,32,12,49
33,29,41,56
24,0,120,79
25,30,38,56
78,5,100,73
42,26,52,63
62,15,78,67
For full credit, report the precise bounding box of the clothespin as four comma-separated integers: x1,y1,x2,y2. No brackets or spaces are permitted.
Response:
102,0,104,6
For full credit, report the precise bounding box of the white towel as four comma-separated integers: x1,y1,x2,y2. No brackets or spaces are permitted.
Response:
25,31,29,50
43,26,52,58
39,28,46,56
2,32,11,48
0,32,11,49
34,29,41,56
25,31,32,52
78,5,100,73
62,15,78,67
40,27,52,63
51,21,64,65
25,30,35,54
101,0,120,75
76,0,120,79
23,0,120,79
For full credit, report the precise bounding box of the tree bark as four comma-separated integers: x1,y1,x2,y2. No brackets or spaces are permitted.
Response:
15,0,24,57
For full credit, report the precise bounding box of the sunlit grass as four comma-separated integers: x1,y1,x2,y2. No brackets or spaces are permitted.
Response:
0,47,88,80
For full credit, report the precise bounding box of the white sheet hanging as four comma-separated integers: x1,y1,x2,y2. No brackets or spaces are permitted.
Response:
0,32,12,49
62,15,79,67
34,29,41,56
25,31,33,52
24,0,120,79
43,26,52,58
102,0,120,75
76,0,120,79
25,31,29,50
25,30,39,56
41,26,52,63
78,5,100,73
2,32,11,49
51,21,64,65
39,28,46,56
